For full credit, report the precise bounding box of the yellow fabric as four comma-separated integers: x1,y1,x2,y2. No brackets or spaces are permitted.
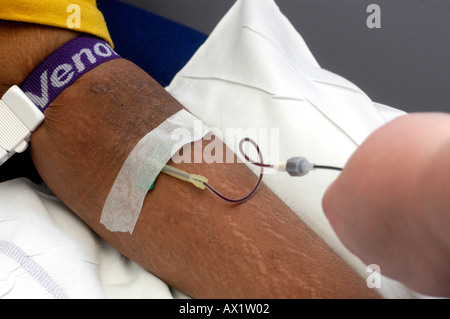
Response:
0,0,113,47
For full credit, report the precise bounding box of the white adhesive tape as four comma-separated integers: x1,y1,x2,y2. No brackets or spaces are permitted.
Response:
100,109,209,233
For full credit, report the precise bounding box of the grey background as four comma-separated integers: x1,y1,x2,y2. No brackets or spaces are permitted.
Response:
120,0,450,113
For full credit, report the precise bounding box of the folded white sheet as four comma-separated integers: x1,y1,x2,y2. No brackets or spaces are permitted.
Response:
166,0,418,298
0,178,172,299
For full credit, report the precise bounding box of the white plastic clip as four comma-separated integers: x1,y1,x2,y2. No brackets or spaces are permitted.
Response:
0,85,45,165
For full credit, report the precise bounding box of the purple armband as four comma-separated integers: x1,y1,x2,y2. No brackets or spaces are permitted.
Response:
20,35,121,113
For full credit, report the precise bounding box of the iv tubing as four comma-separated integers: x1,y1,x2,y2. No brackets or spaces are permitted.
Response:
161,138,342,204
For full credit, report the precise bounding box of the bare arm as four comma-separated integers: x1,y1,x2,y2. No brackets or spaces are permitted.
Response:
323,112,450,297
0,21,378,298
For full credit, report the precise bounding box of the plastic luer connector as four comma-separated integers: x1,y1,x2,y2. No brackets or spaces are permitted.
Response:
161,165,208,189
0,85,45,165
285,157,315,176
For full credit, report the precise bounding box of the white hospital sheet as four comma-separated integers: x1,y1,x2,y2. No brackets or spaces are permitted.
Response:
0,178,171,299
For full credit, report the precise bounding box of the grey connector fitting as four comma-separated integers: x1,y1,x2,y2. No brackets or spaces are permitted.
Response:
285,157,315,176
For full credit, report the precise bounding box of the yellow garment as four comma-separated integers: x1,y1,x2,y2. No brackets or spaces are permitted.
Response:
0,0,112,46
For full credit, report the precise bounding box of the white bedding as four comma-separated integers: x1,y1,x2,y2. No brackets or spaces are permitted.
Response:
0,179,172,299
0,0,420,298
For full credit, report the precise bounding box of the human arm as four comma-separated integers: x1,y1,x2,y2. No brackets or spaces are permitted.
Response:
0,21,379,298
323,112,450,297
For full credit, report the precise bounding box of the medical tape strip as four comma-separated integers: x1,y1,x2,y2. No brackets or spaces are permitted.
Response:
100,109,209,234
